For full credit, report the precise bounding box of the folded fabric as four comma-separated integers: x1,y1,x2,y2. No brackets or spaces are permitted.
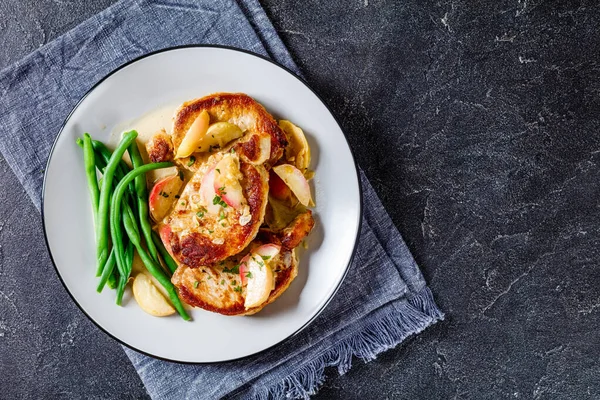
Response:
0,0,444,398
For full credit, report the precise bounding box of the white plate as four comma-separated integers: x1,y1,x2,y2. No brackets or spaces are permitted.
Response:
43,46,361,363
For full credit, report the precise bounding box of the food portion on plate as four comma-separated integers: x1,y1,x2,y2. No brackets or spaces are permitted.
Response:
78,93,315,319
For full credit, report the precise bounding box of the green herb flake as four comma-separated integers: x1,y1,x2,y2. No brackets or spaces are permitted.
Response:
216,168,221,174
221,223,226,227
219,211,226,221
208,229,214,234
222,264,240,274
230,148,235,154
220,279,225,285
193,281,199,288
261,255,271,261
233,286,242,293
178,170,184,181
196,211,205,218
213,195,228,208
245,271,253,279
160,192,169,198
181,202,185,205
187,156,196,166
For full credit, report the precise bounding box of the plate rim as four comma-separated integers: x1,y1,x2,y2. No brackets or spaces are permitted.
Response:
41,44,363,364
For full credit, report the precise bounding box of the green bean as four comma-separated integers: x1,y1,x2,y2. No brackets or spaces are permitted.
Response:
152,231,178,274
109,162,172,299
96,130,138,276
82,133,100,222
122,210,190,321
91,140,131,176
107,270,118,290
116,240,135,305
97,248,116,293
128,141,160,263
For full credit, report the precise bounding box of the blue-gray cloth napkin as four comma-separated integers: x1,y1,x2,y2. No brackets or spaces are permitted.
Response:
0,0,444,398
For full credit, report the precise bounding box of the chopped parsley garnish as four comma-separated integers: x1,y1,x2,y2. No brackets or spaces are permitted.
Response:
207,276,212,280
230,148,235,153
193,281,199,288
245,271,253,279
196,211,204,218
178,170,184,181
181,202,185,205
222,264,240,274
233,286,242,293
219,211,226,221
216,168,220,173
160,191,169,198
208,229,214,234
221,223,226,227
187,156,196,166
261,255,271,261
220,279,225,285
212,195,227,208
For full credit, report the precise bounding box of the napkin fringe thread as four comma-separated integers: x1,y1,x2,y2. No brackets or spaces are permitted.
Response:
253,287,443,400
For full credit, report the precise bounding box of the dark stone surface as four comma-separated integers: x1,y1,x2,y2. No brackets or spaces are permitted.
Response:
1,0,599,399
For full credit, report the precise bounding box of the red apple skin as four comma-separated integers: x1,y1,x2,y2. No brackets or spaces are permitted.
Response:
158,224,173,255
269,170,291,200
149,175,183,221
239,254,251,285
255,244,281,258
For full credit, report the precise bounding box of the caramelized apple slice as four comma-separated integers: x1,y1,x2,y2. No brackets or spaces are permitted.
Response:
149,174,184,221
239,254,251,286
213,154,246,209
175,110,210,158
201,122,243,151
199,167,221,215
272,164,313,206
279,120,310,171
132,273,175,317
244,255,272,309
158,224,173,255
269,169,291,200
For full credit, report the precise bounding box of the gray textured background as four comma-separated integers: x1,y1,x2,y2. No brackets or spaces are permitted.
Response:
1,0,599,399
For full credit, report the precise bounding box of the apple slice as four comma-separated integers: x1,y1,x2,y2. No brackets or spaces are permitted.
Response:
244,253,275,309
199,167,221,215
272,164,313,206
132,273,175,317
175,110,210,158
255,244,281,260
269,169,291,200
213,154,246,209
239,254,251,285
202,122,243,151
158,224,173,254
241,244,280,288
149,174,184,221
279,120,311,171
